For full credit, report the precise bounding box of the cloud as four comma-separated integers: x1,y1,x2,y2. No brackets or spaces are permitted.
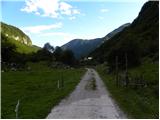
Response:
72,9,80,14
21,0,80,18
59,2,72,15
40,32,77,38
22,22,63,34
100,8,109,13
69,16,76,20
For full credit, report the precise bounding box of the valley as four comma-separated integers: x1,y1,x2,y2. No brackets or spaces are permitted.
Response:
1,1,159,119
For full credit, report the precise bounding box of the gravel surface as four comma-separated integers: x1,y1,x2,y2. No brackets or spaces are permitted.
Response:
46,68,127,119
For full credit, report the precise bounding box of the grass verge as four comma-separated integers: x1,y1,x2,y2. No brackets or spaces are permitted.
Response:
1,62,85,118
96,62,159,118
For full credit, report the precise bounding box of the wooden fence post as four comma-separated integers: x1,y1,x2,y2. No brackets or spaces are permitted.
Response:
61,71,64,88
125,53,129,87
116,56,119,86
57,80,60,89
15,99,20,119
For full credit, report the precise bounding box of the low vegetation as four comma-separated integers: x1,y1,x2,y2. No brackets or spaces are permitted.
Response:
2,62,85,119
96,60,159,118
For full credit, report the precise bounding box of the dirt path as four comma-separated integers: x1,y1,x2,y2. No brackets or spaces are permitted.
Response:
46,68,126,119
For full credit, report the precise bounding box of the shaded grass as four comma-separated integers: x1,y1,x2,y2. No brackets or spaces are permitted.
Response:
96,62,159,118
1,63,85,118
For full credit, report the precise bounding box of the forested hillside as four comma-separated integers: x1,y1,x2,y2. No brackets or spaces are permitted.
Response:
90,1,159,70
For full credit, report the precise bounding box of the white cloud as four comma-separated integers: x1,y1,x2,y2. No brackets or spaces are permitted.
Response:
69,16,76,20
73,9,80,14
35,11,40,15
40,32,69,36
21,0,81,18
22,22,63,34
40,32,77,39
100,8,109,13
59,2,72,15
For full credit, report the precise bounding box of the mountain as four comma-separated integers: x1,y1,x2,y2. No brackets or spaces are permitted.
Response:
90,1,159,68
1,22,40,53
1,22,32,46
61,38,103,59
103,23,130,41
61,23,130,59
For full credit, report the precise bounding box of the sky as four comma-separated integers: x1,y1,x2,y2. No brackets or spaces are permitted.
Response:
1,0,148,47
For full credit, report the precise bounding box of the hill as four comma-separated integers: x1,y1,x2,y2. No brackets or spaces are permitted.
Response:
61,23,130,59
1,22,32,45
1,22,40,54
61,38,102,59
90,1,159,69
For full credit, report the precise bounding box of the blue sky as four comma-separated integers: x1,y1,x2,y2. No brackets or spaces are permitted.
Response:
1,0,147,47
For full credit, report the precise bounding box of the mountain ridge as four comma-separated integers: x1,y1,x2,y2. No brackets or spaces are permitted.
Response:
90,1,159,68
61,23,130,59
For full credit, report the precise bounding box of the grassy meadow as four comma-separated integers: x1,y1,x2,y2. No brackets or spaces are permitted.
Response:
1,62,85,119
96,61,159,118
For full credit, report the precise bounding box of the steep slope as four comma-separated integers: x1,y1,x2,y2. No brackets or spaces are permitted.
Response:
1,22,32,46
90,1,159,68
103,23,130,41
1,22,40,53
61,23,130,59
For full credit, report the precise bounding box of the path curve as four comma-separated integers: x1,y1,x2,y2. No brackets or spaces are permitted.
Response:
46,68,126,119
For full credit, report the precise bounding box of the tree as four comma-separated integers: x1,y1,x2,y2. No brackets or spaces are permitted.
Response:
107,37,141,71
53,46,63,61
43,42,54,53
1,34,28,69
61,50,75,65
1,34,17,63
30,48,53,62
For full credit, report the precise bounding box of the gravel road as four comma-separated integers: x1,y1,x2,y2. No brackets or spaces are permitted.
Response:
46,68,126,119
